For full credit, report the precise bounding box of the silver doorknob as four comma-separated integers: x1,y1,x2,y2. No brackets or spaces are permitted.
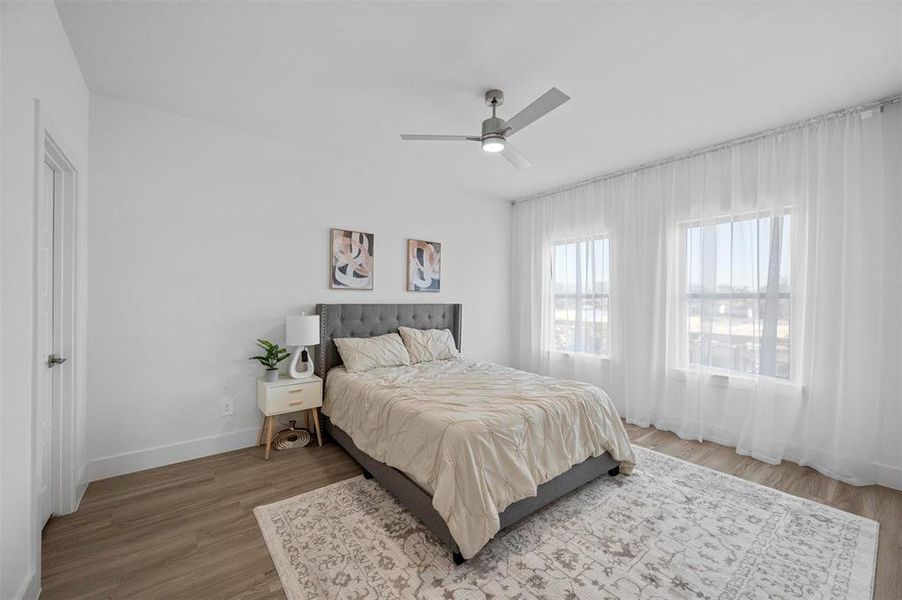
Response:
47,354,67,368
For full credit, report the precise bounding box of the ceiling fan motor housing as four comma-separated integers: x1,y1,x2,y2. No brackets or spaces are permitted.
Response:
482,116,507,140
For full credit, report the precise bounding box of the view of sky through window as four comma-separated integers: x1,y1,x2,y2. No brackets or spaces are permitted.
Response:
686,213,791,378
552,237,610,355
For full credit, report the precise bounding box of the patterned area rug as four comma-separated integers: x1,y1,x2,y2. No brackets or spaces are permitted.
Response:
254,447,878,599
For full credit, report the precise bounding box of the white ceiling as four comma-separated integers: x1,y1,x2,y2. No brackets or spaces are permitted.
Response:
57,1,901,201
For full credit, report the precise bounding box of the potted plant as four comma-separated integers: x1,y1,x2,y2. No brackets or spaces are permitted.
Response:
250,339,291,382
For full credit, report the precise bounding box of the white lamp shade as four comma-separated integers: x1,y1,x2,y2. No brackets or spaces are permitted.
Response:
285,314,320,347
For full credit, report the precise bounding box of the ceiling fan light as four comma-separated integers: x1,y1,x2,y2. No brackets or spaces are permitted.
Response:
482,135,505,153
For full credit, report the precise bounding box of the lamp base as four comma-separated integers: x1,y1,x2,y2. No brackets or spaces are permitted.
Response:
289,345,315,379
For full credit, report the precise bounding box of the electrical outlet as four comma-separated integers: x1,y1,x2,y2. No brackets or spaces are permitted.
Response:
221,397,235,417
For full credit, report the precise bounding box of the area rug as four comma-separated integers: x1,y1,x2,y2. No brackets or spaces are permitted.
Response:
254,446,878,599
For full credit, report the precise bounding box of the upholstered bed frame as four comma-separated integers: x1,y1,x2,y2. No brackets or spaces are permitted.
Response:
314,303,620,564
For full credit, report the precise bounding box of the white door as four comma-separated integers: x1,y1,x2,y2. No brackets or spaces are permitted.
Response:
36,159,59,528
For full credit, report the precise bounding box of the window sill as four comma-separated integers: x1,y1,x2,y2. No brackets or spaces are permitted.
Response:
668,366,805,396
548,349,612,364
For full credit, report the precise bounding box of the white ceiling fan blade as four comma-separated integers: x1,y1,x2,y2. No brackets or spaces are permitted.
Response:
504,87,570,136
501,143,533,169
400,134,480,141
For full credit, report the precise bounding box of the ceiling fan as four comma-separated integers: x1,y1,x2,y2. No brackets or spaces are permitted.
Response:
400,87,570,169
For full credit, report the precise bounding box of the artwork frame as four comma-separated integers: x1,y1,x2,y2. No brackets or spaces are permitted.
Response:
331,228,374,290
407,239,441,292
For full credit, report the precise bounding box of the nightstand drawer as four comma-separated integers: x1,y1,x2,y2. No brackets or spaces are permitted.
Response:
262,380,322,415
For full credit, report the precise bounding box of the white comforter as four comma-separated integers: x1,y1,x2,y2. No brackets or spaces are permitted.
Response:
323,359,636,559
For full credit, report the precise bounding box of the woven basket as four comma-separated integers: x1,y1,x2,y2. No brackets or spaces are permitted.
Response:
273,427,311,450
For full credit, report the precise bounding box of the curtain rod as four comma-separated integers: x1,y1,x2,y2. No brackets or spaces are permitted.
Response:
513,95,901,205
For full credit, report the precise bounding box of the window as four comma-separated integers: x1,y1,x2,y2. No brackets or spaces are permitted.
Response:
684,211,791,378
552,237,610,355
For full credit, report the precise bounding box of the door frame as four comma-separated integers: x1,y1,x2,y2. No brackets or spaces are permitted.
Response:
32,99,81,521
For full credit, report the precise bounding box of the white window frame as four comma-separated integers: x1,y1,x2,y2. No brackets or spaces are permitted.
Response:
549,234,611,358
673,207,797,384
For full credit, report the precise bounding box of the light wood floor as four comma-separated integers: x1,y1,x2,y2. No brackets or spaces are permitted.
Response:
42,424,902,599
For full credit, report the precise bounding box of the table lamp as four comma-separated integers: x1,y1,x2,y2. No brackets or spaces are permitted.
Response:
285,314,320,379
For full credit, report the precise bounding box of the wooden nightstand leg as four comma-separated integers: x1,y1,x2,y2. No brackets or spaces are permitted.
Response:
264,416,275,460
310,408,322,447
257,417,267,447
305,410,311,431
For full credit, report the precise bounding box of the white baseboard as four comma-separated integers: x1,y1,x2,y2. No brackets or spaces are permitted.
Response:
73,480,88,511
15,568,40,600
84,427,259,482
80,421,902,491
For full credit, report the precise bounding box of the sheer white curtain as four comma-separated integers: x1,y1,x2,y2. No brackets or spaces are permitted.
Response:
512,102,901,488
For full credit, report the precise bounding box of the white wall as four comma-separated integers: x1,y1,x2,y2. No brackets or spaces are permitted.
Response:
0,3,90,598
85,94,511,480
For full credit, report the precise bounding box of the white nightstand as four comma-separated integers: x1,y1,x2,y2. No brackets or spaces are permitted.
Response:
257,374,323,459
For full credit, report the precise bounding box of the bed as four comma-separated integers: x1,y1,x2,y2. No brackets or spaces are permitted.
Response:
314,303,635,564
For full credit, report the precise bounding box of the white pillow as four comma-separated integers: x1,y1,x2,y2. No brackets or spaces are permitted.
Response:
333,333,411,373
398,327,460,364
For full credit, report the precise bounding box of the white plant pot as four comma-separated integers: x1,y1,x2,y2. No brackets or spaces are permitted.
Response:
264,369,279,382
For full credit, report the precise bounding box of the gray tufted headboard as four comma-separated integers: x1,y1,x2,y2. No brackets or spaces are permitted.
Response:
314,303,463,378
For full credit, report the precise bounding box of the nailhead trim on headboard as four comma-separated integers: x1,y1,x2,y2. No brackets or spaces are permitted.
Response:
455,305,462,351
314,303,463,379
318,307,327,377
